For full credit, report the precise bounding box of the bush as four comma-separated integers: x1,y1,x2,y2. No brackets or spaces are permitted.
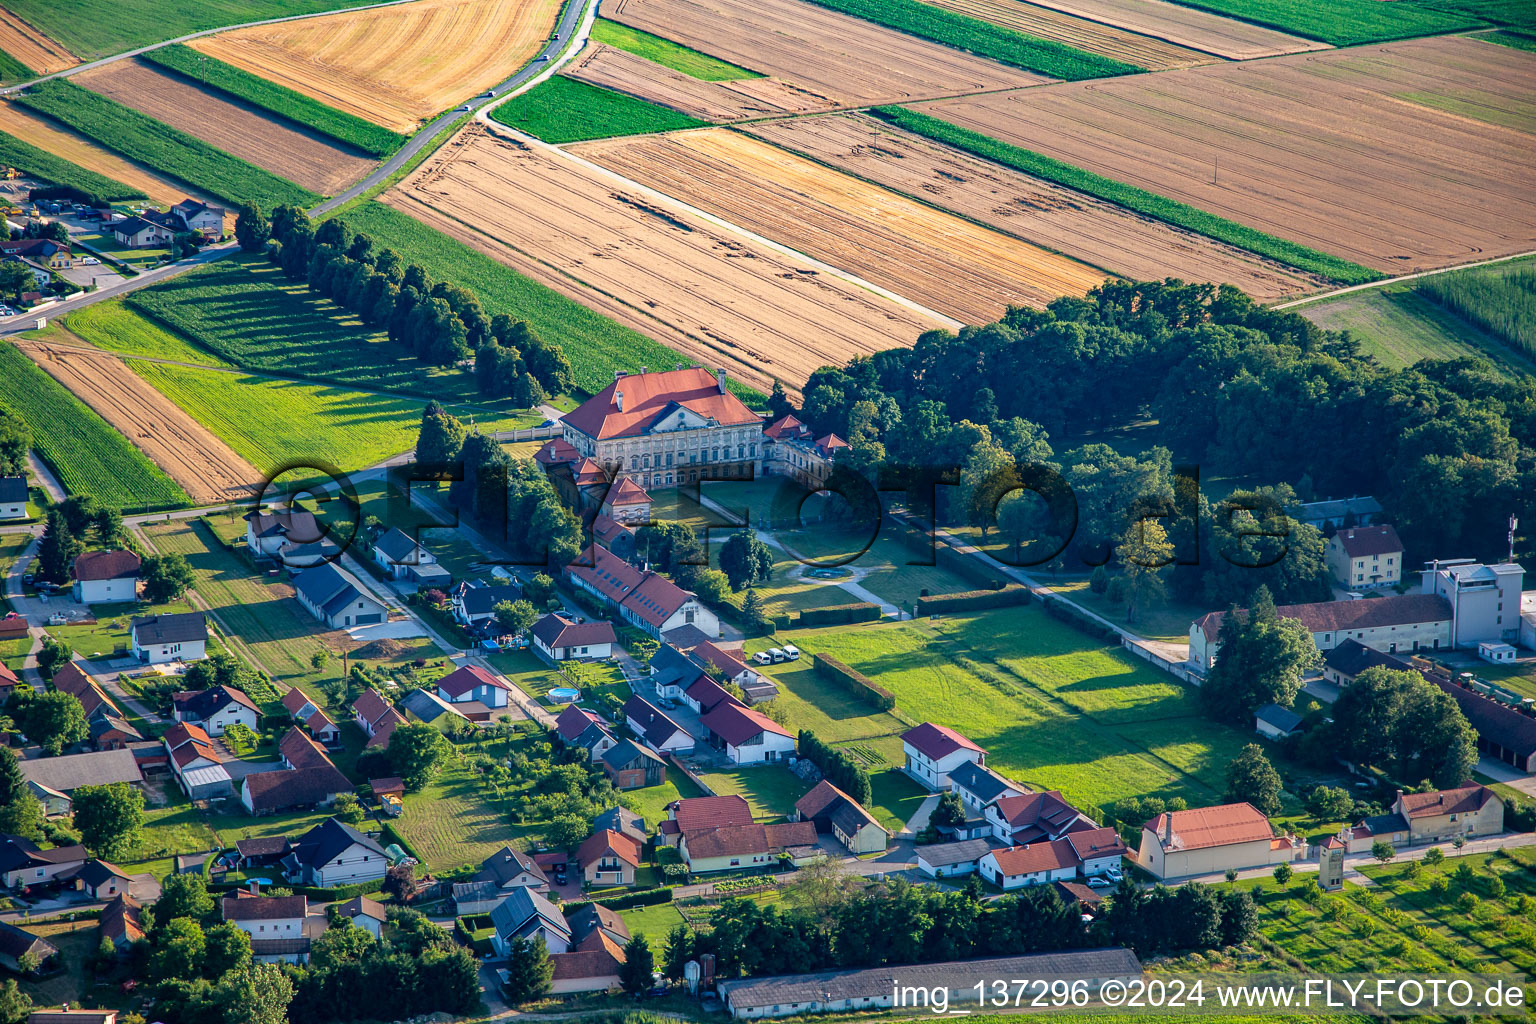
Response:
915,586,1031,616
798,602,882,627
584,887,674,910
813,653,896,711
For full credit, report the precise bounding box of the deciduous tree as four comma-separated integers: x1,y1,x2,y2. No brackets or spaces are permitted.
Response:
1224,744,1283,816
72,781,145,858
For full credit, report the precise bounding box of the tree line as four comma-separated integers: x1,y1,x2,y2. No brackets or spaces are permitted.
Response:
238,205,573,403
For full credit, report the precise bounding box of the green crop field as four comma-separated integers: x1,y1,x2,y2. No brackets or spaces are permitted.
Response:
144,45,404,156
0,342,189,510
1158,0,1480,45
803,0,1141,78
590,19,762,80
489,75,708,144
0,129,146,200
749,609,1259,811
0,49,32,85
1298,285,1535,374
1484,28,1536,50
16,79,317,208
1416,264,1536,361
3,0,386,61
339,202,733,398
1411,0,1535,29
876,106,1381,285
65,300,231,365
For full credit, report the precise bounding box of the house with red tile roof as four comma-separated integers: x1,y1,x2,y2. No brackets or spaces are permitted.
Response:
280,687,339,744
172,685,259,738
1136,802,1295,880
678,821,819,874
980,838,1081,889
599,477,652,523
762,414,847,490
662,794,752,848
576,829,643,886
435,664,511,720
985,790,1090,846
699,702,795,764
351,689,405,748
554,704,616,760
531,614,616,663
71,549,140,604
566,544,718,641
901,723,985,790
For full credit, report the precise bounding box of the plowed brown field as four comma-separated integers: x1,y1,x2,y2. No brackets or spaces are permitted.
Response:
383,125,943,391
0,100,199,206
573,128,1106,324
605,0,1049,110
918,0,1214,70
19,340,260,503
919,36,1536,273
76,60,373,196
1017,0,1326,59
564,44,825,121
189,0,562,133
0,6,76,74
745,113,1324,300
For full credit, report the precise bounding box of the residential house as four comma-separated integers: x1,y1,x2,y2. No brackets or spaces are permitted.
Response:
73,859,135,900
699,702,795,764
489,887,571,956
48,663,141,751
1320,639,1407,686
902,723,985,790
648,643,698,700
623,695,693,754
399,687,469,729
949,761,1025,815
172,685,259,737
471,846,549,895
794,780,889,855
554,705,616,760
0,661,18,704
371,527,449,587
1189,593,1455,672
334,895,387,937
1065,827,1129,877
235,837,292,871
241,764,351,816
163,722,232,800
435,663,511,721
559,366,764,490
915,838,992,878
0,475,26,520
0,835,87,888
293,563,387,629
683,674,743,716
1325,525,1404,589
99,893,145,950
591,514,637,560
600,738,666,789
548,932,626,995
576,829,643,886
660,794,753,847
715,951,1144,1019
530,613,616,663
352,688,405,750
1347,785,1503,852
282,818,388,887
280,687,339,744
222,892,311,964
690,641,773,701
244,509,323,559
107,214,175,248
72,549,140,604
170,198,226,236
1136,803,1296,881
130,612,208,664
593,806,647,844
566,543,718,640
1420,559,1525,647
0,920,57,974
1294,496,1382,531
678,820,819,874
1255,704,1304,740
0,237,71,268
450,580,522,627
20,748,144,801
981,839,1081,890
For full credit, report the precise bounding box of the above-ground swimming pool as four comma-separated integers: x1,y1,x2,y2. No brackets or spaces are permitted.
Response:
549,687,581,702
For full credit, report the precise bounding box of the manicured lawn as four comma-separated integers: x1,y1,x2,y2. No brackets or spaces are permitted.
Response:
48,595,203,661
486,648,566,701
394,761,539,873
1044,577,1204,644
867,767,929,833
619,900,687,942
489,75,708,144
698,766,813,821
590,19,762,80
620,764,703,828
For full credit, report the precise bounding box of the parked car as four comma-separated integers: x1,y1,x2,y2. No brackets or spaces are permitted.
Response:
80,257,101,266
781,644,800,660
768,648,787,663
1086,876,1113,889
752,650,772,665
21,572,33,585
1102,867,1123,882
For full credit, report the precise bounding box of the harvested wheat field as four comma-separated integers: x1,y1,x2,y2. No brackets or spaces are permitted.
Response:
189,0,562,133
564,44,824,121
919,36,1536,273
0,100,197,206
575,128,1106,323
0,6,76,74
605,0,1049,111
384,125,943,390
76,60,373,195
745,113,1325,300
919,0,1214,70
19,340,260,503
1018,0,1326,60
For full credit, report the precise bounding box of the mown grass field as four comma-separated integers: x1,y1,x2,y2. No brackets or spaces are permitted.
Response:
0,341,189,510
4,0,385,60
144,44,404,156
490,75,709,144
1161,0,1481,44
699,766,814,821
339,201,725,398
874,106,1381,285
802,0,1141,78
750,608,1254,811
619,900,688,942
0,128,144,199
65,300,232,365
16,79,316,208
395,760,540,872
590,18,762,80
620,763,705,827
1298,286,1534,374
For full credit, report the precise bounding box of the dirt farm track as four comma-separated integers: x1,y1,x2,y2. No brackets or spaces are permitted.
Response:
17,340,260,504
189,0,563,133
919,35,1536,274
385,126,945,392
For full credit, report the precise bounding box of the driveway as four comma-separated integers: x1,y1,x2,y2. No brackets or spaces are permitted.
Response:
346,619,428,643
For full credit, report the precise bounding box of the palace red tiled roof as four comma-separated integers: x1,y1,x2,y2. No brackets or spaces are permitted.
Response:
563,367,759,441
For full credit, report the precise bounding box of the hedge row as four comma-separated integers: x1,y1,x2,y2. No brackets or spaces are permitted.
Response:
587,886,675,910
1042,597,1123,645
916,586,1032,616
381,821,424,866
798,602,882,627
208,878,386,901
813,653,896,712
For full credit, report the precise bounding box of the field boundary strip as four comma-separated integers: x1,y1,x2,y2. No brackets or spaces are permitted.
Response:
873,104,1383,284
